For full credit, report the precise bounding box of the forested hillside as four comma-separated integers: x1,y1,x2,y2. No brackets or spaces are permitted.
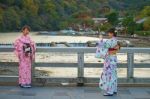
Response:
0,0,150,32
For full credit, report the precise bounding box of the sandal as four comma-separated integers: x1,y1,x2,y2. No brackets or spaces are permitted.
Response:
113,92,117,94
103,93,113,96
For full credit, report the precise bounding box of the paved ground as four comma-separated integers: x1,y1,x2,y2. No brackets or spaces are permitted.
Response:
0,86,150,99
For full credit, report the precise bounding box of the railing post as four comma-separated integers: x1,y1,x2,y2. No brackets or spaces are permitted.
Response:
77,52,84,86
127,52,134,81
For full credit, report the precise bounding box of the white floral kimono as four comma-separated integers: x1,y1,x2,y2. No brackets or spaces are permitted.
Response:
95,39,108,59
98,37,118,94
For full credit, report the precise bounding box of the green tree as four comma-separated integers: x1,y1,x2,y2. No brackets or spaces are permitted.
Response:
0,0,150,32
139,6,150,18
106,11,118,25
59,21,69,30
143,17,150,31
135,23,143,31
122,16,136,35
98,23,112,31
2,7,20,31
22,0,39,16
0,8,3,31
0,0,15,6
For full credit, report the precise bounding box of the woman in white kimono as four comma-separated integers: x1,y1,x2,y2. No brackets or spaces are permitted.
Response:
98,28,120,96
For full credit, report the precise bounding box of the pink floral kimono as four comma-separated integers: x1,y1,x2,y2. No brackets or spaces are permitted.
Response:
14,35,36,85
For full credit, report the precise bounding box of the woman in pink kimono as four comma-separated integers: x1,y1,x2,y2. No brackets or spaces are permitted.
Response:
14,25,36,88
96,28,120,96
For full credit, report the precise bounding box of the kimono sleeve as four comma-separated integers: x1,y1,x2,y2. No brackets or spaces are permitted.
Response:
31,41,36,53
28,36,36,53
103,39,112,49
30,40,36,61
104,39,117,49
14,38,22,58
97,39,105,48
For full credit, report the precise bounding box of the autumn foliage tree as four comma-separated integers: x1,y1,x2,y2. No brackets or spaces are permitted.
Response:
0,0,150,32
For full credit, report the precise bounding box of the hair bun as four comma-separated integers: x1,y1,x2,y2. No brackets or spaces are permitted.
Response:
107,28,117,37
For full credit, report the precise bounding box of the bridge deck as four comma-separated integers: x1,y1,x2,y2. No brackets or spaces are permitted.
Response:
0,86,150,99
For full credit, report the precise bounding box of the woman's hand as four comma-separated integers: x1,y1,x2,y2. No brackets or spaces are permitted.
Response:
108,45,119,55
109,50,117,55
114,45,120,50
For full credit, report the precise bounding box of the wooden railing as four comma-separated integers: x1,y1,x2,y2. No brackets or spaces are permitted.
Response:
0,46,150,85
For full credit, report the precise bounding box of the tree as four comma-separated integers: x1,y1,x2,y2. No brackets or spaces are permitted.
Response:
98,23,112,31
0,8,3,31
2,7,20,31
0,0,150,32
143,17,150,31
59,21,69,30
22,0,39,16
135,6,150,32
0,0,15,6
122,16,136,35
135,23,143,31
93,22,112,32
106,11,118,25
139,6,150,18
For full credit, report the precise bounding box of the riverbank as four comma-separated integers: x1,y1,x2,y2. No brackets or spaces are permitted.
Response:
0,32,99,43
0,32,150,47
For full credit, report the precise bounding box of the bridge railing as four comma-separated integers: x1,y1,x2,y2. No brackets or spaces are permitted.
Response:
0,46,150,85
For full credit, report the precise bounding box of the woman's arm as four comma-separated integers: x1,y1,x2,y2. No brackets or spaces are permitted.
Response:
103,39,113,49
108,44,120,55
14,39,22,58
30,40,36,61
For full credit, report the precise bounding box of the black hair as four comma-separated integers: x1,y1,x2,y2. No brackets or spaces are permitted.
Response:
107,28,117,37
21,25,31,32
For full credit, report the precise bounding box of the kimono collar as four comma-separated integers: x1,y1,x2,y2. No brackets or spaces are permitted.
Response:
111,37,116,40
19,35,31,43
